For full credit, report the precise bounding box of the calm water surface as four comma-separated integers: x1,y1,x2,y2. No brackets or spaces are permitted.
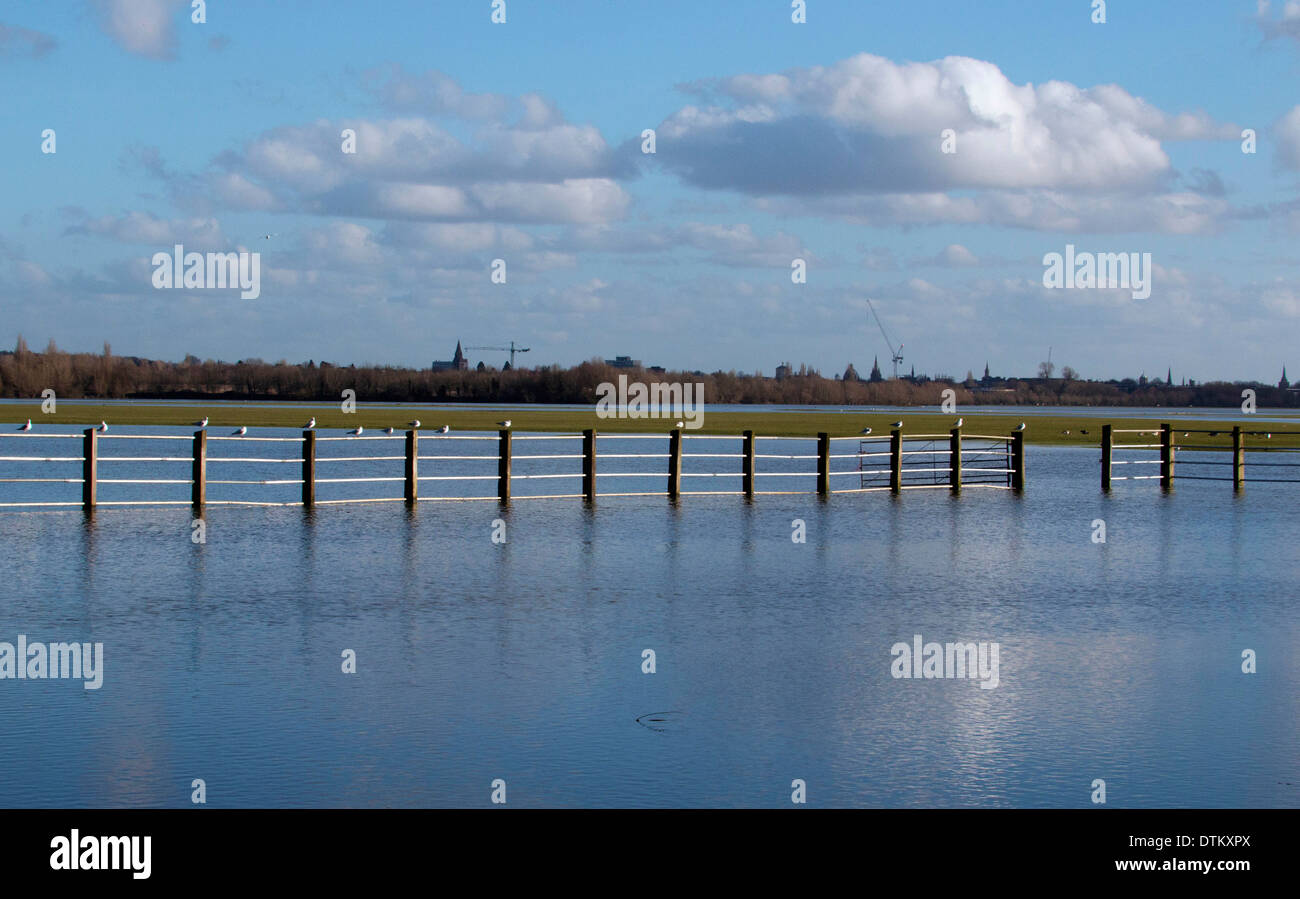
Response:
0,445,1296,807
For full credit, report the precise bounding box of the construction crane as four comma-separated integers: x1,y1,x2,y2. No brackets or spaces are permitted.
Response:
865,297,904,379
467,340,531,369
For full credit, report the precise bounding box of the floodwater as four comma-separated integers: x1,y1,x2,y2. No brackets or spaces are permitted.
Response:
0,436,1296,807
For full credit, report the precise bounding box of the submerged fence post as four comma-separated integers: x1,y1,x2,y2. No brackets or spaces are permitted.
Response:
667,429,682,499
302,430,316,508
742,430,755,497
582,429,596,502
404,429,418,504
498,429,512,504
82,427,97,510
890,429,902,494
1232,426,1244,490
1101,424,1112,491
949,427,962,493
1160,423,1174,490
1011,431,1025,492
192,429,206,508
817,432,830,496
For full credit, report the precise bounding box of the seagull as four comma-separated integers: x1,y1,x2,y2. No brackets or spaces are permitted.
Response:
407,419,421,429
194,417,209,429
382,427,394,435
17,419,32,432
263,233,276,240
954,418,964,428
437,425,450,433
860,427,873,435
348,426,363,437
890,421,903,429
97,421,108,433
1014,422,1026,432
497,420,512,428
303,417,316,430
1060,429,1070,436
232,426,247,437
674,420,685,429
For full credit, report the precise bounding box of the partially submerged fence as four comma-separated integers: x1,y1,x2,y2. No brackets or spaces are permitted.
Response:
1101,423,1300,490
0,426,1025,509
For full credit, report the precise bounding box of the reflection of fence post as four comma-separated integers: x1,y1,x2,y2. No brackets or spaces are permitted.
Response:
1232,426,1244,490
582,429,596,502
1160,423,1174,490
817,433,830,496
667,429,682,499
301,430,316,508
742,430,755,497
82,428,97,511
890,429,902,494
949,427,962,493
1011,431,1025,492
192,429,206,508
404,429,418,504
497,430,512,504
1101,424,1112,491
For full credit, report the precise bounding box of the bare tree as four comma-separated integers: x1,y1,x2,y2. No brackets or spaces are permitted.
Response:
1037,360,1055,379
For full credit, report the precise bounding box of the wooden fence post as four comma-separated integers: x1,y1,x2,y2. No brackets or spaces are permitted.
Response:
1011,431,1025,492
949,427,962,493
1101,424,1112,491
667,429,682,499
1232,426,1244,490
816,432,830,496
890,429,902,494
742,430,755,497
1160,423,1174,490
582,429,596,502
82,428,97,511
301,430,316,508
191,429,206,508
404,429,418,504
498,429,512,504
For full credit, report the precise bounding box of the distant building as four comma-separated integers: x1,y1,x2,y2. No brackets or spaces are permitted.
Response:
605,355,641,369
432,340,469,372
775,361,792,381
1281,367,1290,390
869,357,883,382
843,362,860,382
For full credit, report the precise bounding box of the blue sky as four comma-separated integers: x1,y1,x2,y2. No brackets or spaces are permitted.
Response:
2,0,1299,381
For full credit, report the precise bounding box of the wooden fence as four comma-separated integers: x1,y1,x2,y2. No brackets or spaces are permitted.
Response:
1101,423,1300,490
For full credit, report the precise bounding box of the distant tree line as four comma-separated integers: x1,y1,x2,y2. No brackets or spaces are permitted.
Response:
1,337,1295,408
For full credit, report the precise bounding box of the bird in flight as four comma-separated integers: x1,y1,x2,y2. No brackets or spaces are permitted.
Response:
303,417,316,430
17,419,32,432
232,426,247,437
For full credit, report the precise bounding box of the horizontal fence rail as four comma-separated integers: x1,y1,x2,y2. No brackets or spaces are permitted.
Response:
0,425,1026,510
1100,423,1300,490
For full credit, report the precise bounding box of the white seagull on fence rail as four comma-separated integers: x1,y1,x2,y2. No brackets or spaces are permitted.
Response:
954,418,964,428
1014,422,1026,431
17,419,32,432
890,421,903,429
348,426,364,437
407,420,421,429
383,427,394,435
233,426,246,436
497,420,512,428
303,417,316,430
97,421,108,433
437,425,450,433
860,427,872,435
194,417,208,428
674,421,685,429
